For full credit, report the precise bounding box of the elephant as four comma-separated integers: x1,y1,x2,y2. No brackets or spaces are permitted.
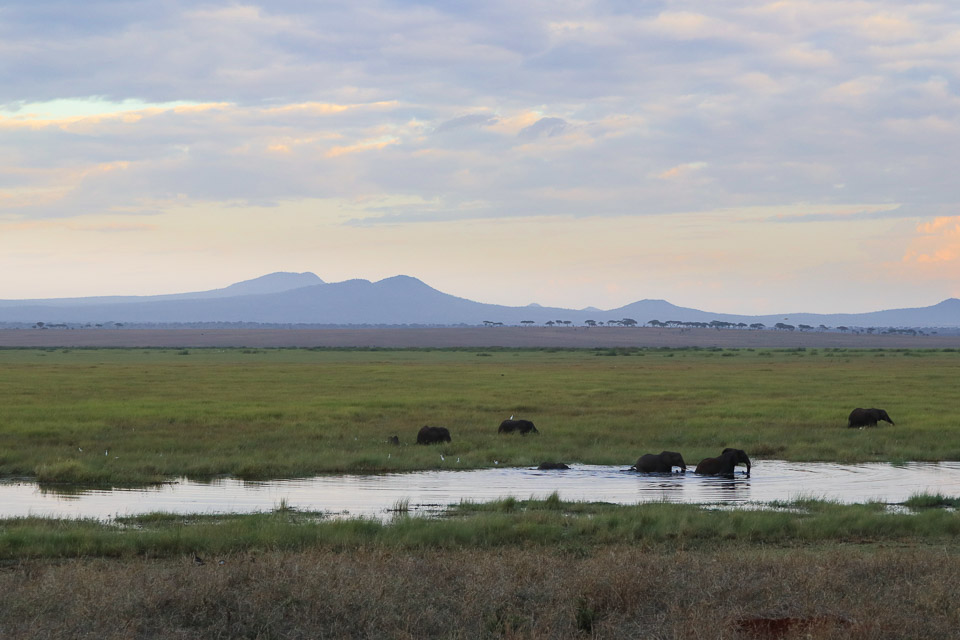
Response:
633,451,686,473
537,462,570,470
498,418,539,435
847,408,894,428
416,425,452,445
695,448,751,476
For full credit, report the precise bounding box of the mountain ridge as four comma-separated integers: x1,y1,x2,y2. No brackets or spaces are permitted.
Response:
0,272,957,329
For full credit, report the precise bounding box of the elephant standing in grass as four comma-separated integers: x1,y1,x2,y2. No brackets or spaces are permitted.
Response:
633,451,686,473
695,448,751,476
416,426,452,445
847,408,894,428
498,419,538,435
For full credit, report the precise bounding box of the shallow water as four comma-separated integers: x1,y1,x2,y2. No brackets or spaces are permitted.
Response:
2,461,958,520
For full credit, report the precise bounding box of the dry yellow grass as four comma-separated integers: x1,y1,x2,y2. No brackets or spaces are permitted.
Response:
1,545,956,639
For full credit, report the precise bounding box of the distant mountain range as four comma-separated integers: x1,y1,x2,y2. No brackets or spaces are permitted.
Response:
1,272,958,329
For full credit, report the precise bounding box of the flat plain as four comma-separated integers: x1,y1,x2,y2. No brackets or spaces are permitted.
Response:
1,345,958,483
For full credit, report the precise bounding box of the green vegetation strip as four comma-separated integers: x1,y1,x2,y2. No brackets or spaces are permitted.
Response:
1,495,958,560
1,347,959,484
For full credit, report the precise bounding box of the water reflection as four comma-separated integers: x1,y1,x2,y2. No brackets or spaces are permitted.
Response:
1,461,958,521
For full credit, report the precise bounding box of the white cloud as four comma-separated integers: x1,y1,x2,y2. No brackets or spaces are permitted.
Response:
3,0,960,311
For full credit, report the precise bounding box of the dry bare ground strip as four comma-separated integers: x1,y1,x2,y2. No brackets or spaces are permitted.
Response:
2,327,960,349
0,546,956,639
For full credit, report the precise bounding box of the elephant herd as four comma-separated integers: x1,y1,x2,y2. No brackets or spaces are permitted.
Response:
405,407,894,473
412,418,537,444
631,448,751,476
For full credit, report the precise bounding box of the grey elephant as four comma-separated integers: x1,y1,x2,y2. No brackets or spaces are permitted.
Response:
695,448,751,476
498,419,539,435
633,451,686,473
847,408,894,428
416,425,452,445
537,462,570,470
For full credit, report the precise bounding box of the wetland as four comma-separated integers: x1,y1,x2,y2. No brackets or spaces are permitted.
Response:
1,344,958,638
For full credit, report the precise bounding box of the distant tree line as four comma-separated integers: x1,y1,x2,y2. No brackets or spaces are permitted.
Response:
483,319,934,335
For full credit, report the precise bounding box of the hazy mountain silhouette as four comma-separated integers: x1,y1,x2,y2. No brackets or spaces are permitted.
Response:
0,272,957,328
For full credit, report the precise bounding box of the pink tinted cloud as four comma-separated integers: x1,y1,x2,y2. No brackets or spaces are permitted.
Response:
902,216,960,265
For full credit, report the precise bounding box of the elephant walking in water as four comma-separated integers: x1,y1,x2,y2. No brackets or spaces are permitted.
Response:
633,451,686,473
847,408,894,428
695,448,751,476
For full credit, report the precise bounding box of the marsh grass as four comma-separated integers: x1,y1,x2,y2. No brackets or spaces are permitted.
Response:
0,347,958,483
2,495,959,560
905,492,960,509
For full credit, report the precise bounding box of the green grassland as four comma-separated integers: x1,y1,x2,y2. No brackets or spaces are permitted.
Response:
1,346,959,484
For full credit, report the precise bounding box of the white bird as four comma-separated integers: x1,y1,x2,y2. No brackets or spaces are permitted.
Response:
457,457,460,463
105,450,108,456
78,447,82,452
510,415,514,420
440,454,445,461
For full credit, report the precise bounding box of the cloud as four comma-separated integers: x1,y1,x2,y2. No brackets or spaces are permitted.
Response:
433,113,499,134
766,204,908,223
3,0,960,310
326,137,400,157
822,76,885,103
518,117,567,139
657,162,708,180
902,216,960,265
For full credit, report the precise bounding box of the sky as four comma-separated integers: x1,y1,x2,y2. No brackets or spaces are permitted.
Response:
2,0,959,314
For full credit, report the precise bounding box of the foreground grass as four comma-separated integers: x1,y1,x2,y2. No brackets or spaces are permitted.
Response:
0,497,958,638
2,546,958,639
1,346,959,483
